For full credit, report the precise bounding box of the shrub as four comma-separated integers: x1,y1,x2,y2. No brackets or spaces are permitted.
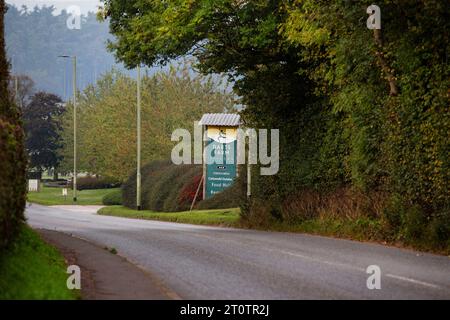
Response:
122,160,240,212
0,118,27,249
73,176,120,191
122,160,173,209
428,207,450,248
196,182,241,210
0,1,27,249
177,174,203,210
102,189,123,206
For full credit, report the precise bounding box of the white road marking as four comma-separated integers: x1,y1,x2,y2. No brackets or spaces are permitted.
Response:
386,274,442,289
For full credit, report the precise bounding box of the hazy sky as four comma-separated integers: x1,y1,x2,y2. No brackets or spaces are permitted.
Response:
6,0,102,14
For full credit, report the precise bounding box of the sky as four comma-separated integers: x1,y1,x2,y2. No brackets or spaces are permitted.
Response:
6,0,102,14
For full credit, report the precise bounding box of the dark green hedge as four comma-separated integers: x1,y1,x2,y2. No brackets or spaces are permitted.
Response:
102,189,123,206
123,160,239,212
0,118,27,249
73,176,120,191
0,1,27,249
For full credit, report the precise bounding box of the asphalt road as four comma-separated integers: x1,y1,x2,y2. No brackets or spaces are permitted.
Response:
27,204,450,299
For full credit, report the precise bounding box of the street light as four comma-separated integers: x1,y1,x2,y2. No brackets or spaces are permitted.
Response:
58,55,77,202
136,65,142,210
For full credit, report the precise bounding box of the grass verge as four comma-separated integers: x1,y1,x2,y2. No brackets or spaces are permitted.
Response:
98,206,240,227
27,186,119,206
98,206,449,255
0,225,79,299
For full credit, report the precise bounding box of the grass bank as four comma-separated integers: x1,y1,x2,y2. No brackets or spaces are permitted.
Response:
98,206,240,227
27,186,119,206
0,225,79,299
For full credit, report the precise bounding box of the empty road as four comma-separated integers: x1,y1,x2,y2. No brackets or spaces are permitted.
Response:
27,204,450,299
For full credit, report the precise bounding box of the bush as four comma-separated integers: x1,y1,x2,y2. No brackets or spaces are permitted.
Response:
0,118,27,249
72,176,120,191
196,182,241,210
123,160,240,212
102,189,123,206
0,1,27,249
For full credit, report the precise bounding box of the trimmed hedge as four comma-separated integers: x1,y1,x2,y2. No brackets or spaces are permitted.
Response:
0,118,27,248
102,189,123,206
0,1,27,249
195,181,241,210
123,160,239,212
72,176,120,191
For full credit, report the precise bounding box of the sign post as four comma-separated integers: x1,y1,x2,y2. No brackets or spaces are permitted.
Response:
62,188,68,201
199,114,240,200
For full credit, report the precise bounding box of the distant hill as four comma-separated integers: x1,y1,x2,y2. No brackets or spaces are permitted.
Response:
5,5,131,99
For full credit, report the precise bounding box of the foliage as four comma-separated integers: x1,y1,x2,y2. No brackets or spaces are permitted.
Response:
8,74,34,108
74,175,120,191
123,161,202,211
58,66,235,181
22,91,65,171
196,181,241,210
0,225,78,299
0,0,27,249
101,0,450,248
102,189,123,205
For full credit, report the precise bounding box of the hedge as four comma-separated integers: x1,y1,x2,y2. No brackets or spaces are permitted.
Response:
0,118,27,249
0,1,27,249
122,160,239,212
102,189,123,206
72,176,120,191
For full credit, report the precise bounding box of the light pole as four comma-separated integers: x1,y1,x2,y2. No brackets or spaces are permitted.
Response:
136,65,142,210
58,55,77,202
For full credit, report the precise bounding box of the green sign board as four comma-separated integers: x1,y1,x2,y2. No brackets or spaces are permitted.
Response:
204,126,237,199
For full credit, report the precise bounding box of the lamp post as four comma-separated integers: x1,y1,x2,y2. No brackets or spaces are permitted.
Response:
58,55,77,202
136,65,142,210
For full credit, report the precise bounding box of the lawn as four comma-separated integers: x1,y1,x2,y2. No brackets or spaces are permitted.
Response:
0,225,79,300
27,186,119,206
98,206,240,227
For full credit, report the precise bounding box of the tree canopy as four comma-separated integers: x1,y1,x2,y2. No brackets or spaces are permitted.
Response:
58,65,235,181
101,0,449,247
22,92,65,171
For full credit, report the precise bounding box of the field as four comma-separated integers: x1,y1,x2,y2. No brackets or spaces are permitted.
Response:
27,186,118,206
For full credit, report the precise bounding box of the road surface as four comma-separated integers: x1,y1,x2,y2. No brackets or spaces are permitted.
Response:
27,204,450,299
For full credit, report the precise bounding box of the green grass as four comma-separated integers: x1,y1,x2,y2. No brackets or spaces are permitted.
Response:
0,225,79,300
98,206,240,226
27,186,119,206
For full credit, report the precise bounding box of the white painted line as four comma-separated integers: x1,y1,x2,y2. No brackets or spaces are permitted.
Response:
280,250,365,272
386,273,441,289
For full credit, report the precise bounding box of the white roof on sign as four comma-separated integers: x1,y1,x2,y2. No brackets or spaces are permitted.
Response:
199,113,241,127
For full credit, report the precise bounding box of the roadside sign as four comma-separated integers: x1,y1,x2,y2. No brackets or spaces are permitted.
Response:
204,126,237,199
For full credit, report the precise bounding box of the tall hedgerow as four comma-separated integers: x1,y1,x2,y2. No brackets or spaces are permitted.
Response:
0,0,27,249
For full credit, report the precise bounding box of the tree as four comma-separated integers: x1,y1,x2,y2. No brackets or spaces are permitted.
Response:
0,0,27,247
100,0,450,247
5,4,126,98
22,92,64,177
58,65,235,181
8,74,34,108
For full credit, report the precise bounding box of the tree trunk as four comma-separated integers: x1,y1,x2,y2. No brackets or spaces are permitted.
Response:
373,29,399,97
